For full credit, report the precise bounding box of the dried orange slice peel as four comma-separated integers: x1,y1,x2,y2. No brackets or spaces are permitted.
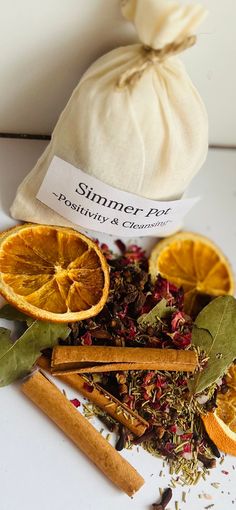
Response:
202,364,236,456
0,224,109,323
149,231,234,314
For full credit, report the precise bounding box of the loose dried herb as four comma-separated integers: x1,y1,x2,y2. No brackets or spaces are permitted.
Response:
188,296,236,394
0,321,70,386
69,265,191,351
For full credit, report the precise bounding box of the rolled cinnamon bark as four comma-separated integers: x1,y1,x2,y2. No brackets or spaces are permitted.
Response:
21,371,144,496
51,345,197,373
38,356,148,436
52,362,195,374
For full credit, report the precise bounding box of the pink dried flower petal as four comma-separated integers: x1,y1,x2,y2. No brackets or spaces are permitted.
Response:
70,398,80,408
83,382,94,393
143,371,155,386
156,375,166,388
181,433,193,441
171,311,186,331
124,245,146,263
165,442,175,451
81,332,92,345
117,305,128,320
173,331,191,348
183,443,192,453
128,322,136,338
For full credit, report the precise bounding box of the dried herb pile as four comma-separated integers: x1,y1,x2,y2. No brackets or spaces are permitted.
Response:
65,242,227,484
67,243,189,350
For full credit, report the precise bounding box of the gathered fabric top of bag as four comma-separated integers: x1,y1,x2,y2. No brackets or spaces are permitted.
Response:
119,0,207,87
11,0,208,233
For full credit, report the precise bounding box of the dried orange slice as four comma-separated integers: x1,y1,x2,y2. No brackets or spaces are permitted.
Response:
149,232,234,314
202,364,236,456
0,224,109,323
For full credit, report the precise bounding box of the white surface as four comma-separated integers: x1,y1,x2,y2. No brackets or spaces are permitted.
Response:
0,139,236,510
0,0,236,145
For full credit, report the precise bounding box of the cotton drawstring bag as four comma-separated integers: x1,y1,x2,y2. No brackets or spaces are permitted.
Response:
11,0,208,234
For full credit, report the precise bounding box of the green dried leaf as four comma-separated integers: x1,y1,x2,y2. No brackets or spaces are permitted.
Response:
0,304,29,322
188,295,236,394
0,321,70,387
138,298,175,327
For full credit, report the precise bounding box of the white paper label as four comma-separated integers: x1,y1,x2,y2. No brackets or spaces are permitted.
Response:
37,156,199,237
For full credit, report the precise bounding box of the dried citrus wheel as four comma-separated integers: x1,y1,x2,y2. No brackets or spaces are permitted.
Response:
149,231,234,314
0,224,109,323
202,364,236,456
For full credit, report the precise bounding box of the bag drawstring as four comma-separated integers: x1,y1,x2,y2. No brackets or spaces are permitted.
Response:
117,35,196,89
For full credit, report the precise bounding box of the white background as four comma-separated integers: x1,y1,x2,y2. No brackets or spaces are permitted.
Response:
0,0,236,145
0,1,236,508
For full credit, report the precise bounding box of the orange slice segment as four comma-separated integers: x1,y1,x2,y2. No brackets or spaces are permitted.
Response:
0,224,109,323
202,364,236,456
149,231,234,314
216,364,236,434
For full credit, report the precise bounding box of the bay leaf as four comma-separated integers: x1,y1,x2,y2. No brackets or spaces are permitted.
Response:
138,298,175,327
0,304,29,322
0,321,70,387
188,295,236,395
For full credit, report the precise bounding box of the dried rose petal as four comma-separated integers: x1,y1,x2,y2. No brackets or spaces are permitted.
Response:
117,305,129,320
156,375,166,388
173,331,191,348
124,245,146,263
83,382,94,393
171,311,186,331
70,398,80,408
165,442,175,452
143,371,155,386
181,433,193,441
81,332,92,345
183,443,192,453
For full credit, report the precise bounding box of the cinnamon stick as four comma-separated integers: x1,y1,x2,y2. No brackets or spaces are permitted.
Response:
51,346,197,374
38,356,148,436
21,371,144,496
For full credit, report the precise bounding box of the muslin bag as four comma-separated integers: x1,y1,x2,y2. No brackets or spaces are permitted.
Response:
11,0,208,230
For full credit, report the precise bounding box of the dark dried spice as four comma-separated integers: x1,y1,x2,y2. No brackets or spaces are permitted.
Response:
115,239,126,253
132,429,156,445
115,425,127,451
152,488,173,509
220,384,229,395
204,389,218,412
197,454,216,469
83,382,94,393
90,328,111,339
203,429,221,458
